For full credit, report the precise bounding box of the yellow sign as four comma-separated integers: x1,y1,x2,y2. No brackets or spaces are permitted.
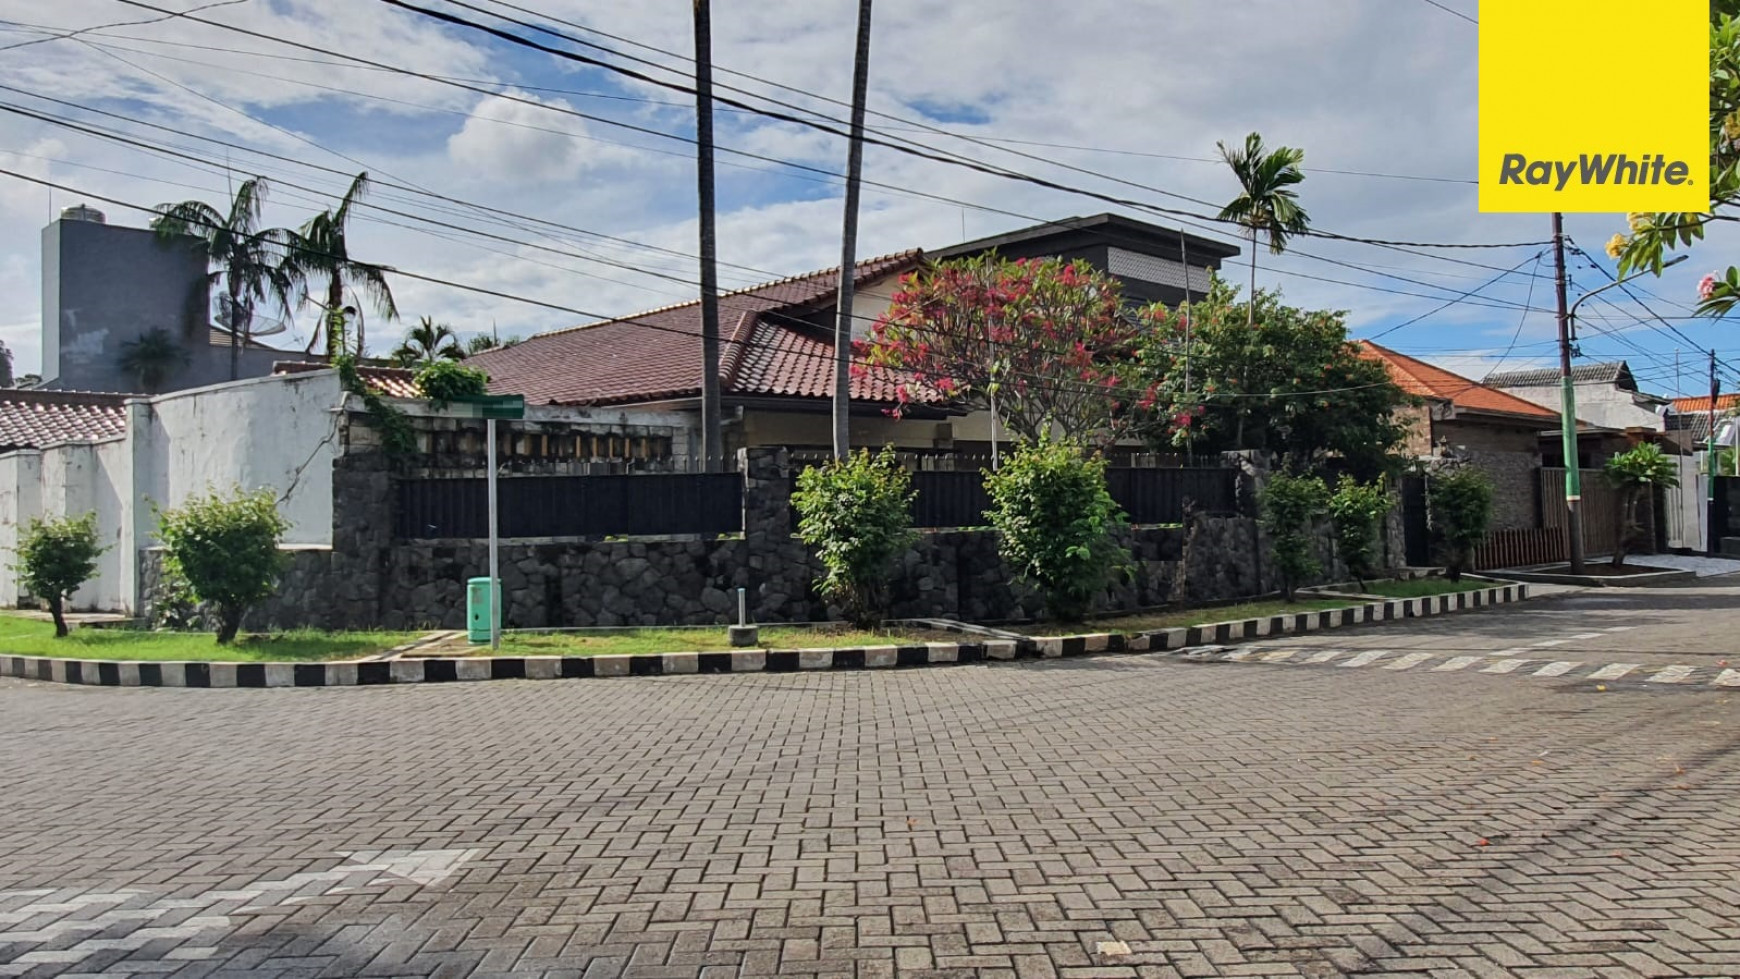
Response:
1479,0,1708,213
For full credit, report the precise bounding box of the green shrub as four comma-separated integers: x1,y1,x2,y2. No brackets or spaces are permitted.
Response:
157,488,289,644
1604,443,1679,568
415,360,490,409
984,438,1128,622
1427,465,1493,582
13,512,105,637
792,448,918,627
1259,472,1329,601
1327,475,1390,587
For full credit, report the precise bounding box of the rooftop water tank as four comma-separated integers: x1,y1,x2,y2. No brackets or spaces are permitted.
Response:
60,204,105,224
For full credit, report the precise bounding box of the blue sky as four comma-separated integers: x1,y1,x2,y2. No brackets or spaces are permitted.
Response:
0,0,1731,397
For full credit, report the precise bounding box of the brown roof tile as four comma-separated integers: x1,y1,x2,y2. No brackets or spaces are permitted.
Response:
272,361,422,399
1357,341,1558,422
470,251,926,406
0,389,130,449
1670,393,1740,414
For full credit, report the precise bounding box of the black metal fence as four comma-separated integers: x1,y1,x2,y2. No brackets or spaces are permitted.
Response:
800,465,1241,530
1713,476,1740,544
396,474,743,539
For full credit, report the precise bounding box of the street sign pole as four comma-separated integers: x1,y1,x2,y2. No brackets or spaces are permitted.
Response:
487,416,500,651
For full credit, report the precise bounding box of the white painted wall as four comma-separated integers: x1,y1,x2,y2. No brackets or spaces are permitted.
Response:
0,371,345,613
1500,382,1666,432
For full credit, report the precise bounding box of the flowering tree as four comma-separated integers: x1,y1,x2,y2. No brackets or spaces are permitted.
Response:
1610,1,1740,312
858,255,1155,447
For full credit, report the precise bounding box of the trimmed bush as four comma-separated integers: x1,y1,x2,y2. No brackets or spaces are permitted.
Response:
13,512,105,637
157,488,289,644
984,438,1128,622
1428,464,1493,582
1259,472,1329,601
792,449,918,628
1328,475,1391,588
1604,443,1679,568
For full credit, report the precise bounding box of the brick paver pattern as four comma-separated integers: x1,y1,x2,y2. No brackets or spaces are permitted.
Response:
3,640,1740,978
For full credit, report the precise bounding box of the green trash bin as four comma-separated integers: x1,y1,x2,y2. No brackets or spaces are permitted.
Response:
466,577,500,643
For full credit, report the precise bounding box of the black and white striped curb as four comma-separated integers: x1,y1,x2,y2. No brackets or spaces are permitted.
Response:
0,584,1527,688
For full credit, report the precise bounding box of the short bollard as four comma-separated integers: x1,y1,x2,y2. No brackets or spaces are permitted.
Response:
729,586,758,647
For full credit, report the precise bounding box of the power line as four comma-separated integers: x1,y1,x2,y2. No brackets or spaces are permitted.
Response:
1362,251,1548,341
1418,0,1477,25
0,0,251,52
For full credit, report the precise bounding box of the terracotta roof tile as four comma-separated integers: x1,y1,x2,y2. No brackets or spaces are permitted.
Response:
0,389,130,449
470,251,926,406
1670,393,1740,414
1357,341,1558,421
273,361,422,399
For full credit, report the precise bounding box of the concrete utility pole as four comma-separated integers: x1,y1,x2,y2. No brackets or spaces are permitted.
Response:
694,0,723,473
1551,212,1586,574
831,0,874,461
1710,348,1720,555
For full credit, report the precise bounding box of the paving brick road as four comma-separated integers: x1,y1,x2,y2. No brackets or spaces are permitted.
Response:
5,587,1740,978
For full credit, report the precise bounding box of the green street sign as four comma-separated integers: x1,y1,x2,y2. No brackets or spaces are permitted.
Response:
447,394,526,420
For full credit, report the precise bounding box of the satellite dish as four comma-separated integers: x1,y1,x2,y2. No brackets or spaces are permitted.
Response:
213,295,288,338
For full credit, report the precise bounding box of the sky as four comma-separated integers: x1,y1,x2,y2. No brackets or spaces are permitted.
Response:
0,0,1732,398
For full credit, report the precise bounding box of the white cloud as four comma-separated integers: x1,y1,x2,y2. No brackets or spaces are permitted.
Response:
447,91,601,183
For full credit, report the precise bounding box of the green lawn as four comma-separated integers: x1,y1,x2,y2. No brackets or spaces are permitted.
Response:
492,626,961,657
0,614,417,662
1357,578,1494,598
1013,598,1358,636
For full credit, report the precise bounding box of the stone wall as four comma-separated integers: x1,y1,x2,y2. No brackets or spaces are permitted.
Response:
1464,449,1541,531
140,445,1353,631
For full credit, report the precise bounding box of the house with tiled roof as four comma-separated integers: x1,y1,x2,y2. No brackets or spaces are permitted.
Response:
0,388,132,452
1484,361,1669,433
1666,393,1740,444
1357,341,1561,529
470,215,1239,458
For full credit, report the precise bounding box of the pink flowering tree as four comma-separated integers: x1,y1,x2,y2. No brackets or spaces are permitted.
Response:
857,255,1155,447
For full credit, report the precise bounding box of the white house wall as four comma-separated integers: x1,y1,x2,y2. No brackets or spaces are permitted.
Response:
0,371,344,614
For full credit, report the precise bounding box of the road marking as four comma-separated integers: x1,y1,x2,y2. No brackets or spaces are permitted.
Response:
1714,669,1740,687
1532,661,1582,677
1647,665,1696,684
1482,659,1532,674
1383,653,1434,671
1602,626,1636,632
1566,632,1603,640
1340,649,1392,667
1260,649,1298,662
1222,647,1258,662
1302,649,1346,664
1530,639,1568,648
1434,656,1485,672
1588,663,1640,680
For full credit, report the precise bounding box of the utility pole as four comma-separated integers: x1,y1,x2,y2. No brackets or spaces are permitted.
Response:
1552,212,1586,574
1710,348,1720,554
831,0,874,460
1179,227,1193,467
694,0,723,473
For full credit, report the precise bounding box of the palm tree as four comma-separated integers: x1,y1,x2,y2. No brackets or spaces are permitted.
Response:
291,172,398,359
1216,132,1311,330
152,177,297,380
118,328,190,393
392,317,464,366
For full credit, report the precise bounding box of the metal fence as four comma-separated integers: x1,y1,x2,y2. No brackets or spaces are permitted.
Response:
1541,468,1620,558
1472,527,1566,571
804,465,1241,530
395,473,743,539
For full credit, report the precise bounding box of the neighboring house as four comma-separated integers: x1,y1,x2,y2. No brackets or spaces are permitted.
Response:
1665,393,1740,446
41,206,302,395
469,214,1239,459
0,388,131,453
1483,362,1669,432
1357,341,1560,530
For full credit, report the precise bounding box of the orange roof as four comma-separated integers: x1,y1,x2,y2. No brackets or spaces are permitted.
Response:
1356,341,1558,422
1670,394,1740,413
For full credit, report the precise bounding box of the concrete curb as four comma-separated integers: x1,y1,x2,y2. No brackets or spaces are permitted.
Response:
0,584,1529,688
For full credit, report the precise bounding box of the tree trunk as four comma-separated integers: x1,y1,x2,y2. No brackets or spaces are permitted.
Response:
215,606,242,645
48,595,67,638
1612,489,1635,569
326,275,346,359
228,279,241,381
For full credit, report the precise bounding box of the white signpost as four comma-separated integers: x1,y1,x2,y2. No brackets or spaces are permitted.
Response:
450,395,525,650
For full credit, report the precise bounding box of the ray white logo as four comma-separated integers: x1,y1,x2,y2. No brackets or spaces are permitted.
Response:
1498,153,1694,192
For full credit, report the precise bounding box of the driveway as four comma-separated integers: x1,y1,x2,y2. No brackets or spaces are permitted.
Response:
3,582,1740,978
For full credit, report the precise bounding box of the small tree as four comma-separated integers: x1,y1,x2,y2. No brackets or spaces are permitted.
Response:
157,488,289,644
1428,465,1493,582
984,438,1128,622
415,360,489,409
1327,475,1391,588
792,449,918,627
1605,443,1680,569
1259,472,1329,601
14,513,105,637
